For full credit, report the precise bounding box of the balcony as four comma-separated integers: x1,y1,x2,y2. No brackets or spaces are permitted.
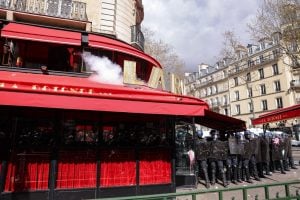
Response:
228,50,281,76
131,25,144,51
0,0,87,21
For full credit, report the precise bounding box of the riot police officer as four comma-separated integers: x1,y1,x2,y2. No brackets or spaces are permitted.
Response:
195,130,210,188
237,132,253,183
270,133,286,174
227,132,241,184
259,132,272,177
244,131,261,181
208,130,229,187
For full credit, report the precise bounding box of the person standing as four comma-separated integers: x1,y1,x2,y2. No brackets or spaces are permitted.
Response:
195,130,210,188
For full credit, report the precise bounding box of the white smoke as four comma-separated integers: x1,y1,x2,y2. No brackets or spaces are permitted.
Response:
82,52,123,85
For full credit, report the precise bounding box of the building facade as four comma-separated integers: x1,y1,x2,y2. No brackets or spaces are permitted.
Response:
0,0,144,50
185,38,300,128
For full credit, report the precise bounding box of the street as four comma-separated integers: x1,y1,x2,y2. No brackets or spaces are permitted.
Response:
176,147,300,200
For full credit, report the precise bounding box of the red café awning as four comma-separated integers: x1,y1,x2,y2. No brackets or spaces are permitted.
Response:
196,109,246,131
252,104,300,125
1,23,81,46
88,34,161,68
0,71,208,116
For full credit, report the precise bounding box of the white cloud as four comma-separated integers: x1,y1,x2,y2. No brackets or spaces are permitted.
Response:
143,0,260,71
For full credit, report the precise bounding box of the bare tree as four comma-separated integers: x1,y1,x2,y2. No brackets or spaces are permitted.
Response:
142,26,186,77
248,0,300,66
218,30,241,60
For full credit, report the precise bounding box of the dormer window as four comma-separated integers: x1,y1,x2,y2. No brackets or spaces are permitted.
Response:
260,42,265,50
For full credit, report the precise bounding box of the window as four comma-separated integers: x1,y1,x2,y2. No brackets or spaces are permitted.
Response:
248,47,253,54
262,100,268,111
258,68,264,79
248,60,251,67
223,95,228,105
260,84,266,95
223,70,227,78
235,105,241,114
234,77,238,86
235,91,240,101
272,64,279,75
273,49,279,57
260,42,265,50
224,108,228,116
274,80,281,92
235,65,239,72
276,97,283,108
246,72,251,82
248,87,253,97
248,102,254,113
259,55,264,63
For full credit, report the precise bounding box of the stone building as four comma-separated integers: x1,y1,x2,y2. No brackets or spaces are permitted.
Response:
185,35,300,128
0,0,144,50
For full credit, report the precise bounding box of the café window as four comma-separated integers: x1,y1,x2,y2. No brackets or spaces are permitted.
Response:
5,111,54,192
16,115,55,150
62,119,98,146
5,40,86,73
175,122,195,175
0,111,12,159
101,118,171,147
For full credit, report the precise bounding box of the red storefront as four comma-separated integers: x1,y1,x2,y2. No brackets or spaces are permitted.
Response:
0,21,245,199
252,104,300,126
0,21,209,200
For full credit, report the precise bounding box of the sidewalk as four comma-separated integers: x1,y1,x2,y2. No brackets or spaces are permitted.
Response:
176,165,300,200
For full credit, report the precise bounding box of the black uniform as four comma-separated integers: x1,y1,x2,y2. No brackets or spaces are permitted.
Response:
227,134,243,184
271,135,286,174
244,132,261,182
259,136,271,176
195,137,210,188
208,130,229,187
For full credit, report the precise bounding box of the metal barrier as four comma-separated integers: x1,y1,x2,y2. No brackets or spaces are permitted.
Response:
93,180,300,200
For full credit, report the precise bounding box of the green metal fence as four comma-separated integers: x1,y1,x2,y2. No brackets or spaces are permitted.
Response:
93,180,300,200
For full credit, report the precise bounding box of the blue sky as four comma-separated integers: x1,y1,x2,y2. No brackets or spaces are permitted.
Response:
142,0,260,72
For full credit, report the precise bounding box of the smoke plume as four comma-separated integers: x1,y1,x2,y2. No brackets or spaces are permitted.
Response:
82,52,123,85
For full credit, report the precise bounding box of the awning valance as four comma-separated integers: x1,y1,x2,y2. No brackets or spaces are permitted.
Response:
0,71,207,116
88,34,161,68
196,110,246,131
252,104,300,125
1,23,81,46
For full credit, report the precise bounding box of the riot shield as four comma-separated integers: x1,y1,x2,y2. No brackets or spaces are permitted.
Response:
242,141,252,159
228,137,244,155
195,140,210,160
210,140,229,160
271,137,282,161
260,137,270,162
250,139,259,155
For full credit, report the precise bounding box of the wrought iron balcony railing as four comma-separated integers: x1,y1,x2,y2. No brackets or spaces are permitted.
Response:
0,0,87,21
131,25,144,51
228,50,281,75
